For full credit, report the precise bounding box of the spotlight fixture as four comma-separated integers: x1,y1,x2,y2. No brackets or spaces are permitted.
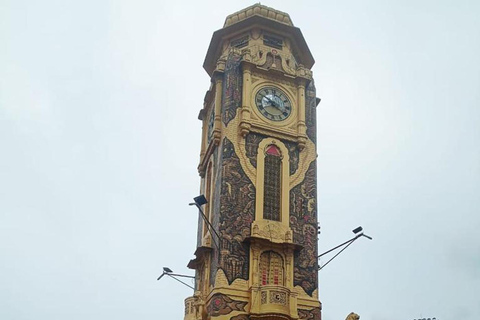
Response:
352,226,363,234
193,195,208,206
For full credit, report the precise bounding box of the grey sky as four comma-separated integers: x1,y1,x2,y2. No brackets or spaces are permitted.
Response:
1,1,479,319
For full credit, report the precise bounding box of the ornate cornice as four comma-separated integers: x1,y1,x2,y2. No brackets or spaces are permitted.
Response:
224,4,294,28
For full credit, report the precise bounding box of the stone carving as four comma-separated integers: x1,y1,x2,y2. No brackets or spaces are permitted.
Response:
260,53,284,73
298,307,322,320
285,139,299,175
260,224,281,240
218,138,255,284
261,291,267,304
208,148,221,287
345,312,360,320
251,221,292,243
290,160,318,296
245,132,263,168
222,51,243,126
247,43,297,76
269,290,287,305
305,80,317,144
206,293,248,316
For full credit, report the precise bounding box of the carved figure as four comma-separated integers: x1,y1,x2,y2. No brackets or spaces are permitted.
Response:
345,312,360,320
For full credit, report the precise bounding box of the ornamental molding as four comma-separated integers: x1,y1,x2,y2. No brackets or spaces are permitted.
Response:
251,220,293,244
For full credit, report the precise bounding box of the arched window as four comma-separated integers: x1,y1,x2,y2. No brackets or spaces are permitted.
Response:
259,251,284,286
263,145,282,221
254,138,290,225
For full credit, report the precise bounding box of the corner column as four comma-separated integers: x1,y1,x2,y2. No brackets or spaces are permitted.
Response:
296,79,307,149
240,63,252,137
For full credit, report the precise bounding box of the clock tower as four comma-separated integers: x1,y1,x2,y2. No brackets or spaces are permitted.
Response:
185,5,320,320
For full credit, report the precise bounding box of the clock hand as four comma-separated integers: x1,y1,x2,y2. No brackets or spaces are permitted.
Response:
261,95,279,108
262,95,286,113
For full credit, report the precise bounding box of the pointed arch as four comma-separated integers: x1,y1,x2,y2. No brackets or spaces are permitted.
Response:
255,138,290,225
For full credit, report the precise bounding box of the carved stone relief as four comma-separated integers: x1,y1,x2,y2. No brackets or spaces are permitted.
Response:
206,293,247,316
298,307,322,320
305,80,317,144
290,160,318,296
222,51,243,126
218,138,255,284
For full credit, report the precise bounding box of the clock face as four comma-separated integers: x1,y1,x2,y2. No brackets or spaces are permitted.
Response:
255,86,292,121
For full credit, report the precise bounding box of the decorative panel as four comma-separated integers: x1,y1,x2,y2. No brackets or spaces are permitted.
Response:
260,53,285,72
245,133,263,168
209,147,222,286
217,138,255,284
290,160,318,296
207,293,248,316
298,307,322,320
305,80,317,144
222,51,243,126
269,290,287,305
285,140,299,175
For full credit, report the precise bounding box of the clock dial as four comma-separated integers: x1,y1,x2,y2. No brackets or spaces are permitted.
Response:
255,86,292,121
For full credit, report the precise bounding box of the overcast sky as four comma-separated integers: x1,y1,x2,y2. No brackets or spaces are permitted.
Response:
1,1,479,320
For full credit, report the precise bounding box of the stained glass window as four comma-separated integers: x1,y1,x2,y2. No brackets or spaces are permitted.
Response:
263,145,281,221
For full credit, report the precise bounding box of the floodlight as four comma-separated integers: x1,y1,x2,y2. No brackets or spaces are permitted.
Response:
352,226,363,234
163,267,173,273
193,195,208,206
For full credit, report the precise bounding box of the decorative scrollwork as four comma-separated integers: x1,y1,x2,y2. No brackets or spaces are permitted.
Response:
206,293,247,316
269,290,287,305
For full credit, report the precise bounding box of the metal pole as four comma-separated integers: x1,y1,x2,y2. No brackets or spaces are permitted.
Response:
318,234,362,258
166,274,195,290
319,236,358,270
194,203,221,250
167,273,195,279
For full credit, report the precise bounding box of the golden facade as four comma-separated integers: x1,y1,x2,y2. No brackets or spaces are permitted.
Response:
186,4,321,320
